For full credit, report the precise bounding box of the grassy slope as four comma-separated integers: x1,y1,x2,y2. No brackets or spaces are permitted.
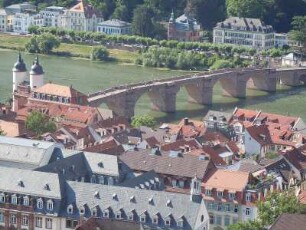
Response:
0,33,139,63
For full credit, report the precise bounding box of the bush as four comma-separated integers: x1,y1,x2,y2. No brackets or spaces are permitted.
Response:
25,33,60,54
90,46,110,61
210,59,233,70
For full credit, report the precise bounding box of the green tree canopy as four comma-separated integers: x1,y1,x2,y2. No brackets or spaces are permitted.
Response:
131,115,156,128
226,0,264,18
25,33,60,54
289,16,306,53
132,4,156,38
25,111,56,137
90,46,110,61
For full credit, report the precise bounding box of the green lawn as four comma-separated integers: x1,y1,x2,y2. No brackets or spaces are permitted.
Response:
0,33,139,63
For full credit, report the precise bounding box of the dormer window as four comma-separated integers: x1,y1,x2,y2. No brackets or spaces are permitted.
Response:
47,200,53,211
91,175,96,183
37,198,43,209
229,192,236,200
92,208,97,217
205,189,212,197
103,209,109,218
140,213,146,223
165,217,171,226
67,205,73,214
23,196,29,206
116,210,122,219
128,211,134,221
11,195,17,205
177,218,184,227
217,191,223,198
99,176,104,184
152,215,159,225
79,206,85,215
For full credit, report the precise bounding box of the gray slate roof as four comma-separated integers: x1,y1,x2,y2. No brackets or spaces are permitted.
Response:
0,166,62,199
65,181,203,229
119,149,212,179
0,136,58,170
98,19,131,27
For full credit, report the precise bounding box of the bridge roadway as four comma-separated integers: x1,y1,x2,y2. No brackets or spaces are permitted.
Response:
88,67,306,119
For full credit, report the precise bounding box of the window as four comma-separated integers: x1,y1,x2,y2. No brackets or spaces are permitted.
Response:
234,205,239,213
47,200,53,211
91,175,96,183
246,193,251,202
116,211,121,219
217,191,223,198
233,218,238,224
92,208,97,216
103,210,109,218
177,218,184,227
0,212,4,223
22,215,28,226
37,198,43,209
128,212,134,221
216,215,222,225
99,176,104,184
245,208,251,216
46,218,52,229
11,195,17,205
205,189,212,196
67,205,73,214
225,204,231,212
165,218,171,226
35,217,43,228
224,216,230,226
23,196,29,206
10,214,16,224
209,214,214,224
229,193,235,200
217,203,222,211
152,215,158,224
140,215,146,223
0,193,5,203
79,206,85,215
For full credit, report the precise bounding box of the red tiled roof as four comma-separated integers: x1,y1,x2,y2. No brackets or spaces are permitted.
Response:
269,213,306,230
161,139,200,151
283,147,306,171
246,125,272,146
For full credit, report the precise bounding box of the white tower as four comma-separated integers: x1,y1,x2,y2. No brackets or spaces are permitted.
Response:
12,52,27,92
30,56,44,90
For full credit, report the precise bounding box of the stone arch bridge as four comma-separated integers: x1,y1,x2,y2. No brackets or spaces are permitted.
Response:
88,68,306,119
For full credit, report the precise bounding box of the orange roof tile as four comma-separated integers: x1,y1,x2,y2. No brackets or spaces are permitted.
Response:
203,169,249,191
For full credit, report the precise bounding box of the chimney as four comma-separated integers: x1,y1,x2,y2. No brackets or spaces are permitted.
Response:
184,117,189,125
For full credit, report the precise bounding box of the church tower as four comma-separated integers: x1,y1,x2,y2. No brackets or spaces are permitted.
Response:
12,52,27,92
167,10,176,40
30,56,44,90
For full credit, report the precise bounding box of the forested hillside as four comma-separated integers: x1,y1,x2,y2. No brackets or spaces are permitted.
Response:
1,0,305,32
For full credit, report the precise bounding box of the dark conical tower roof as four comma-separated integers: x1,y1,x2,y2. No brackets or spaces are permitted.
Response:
30,56,44,75
12,52,27,72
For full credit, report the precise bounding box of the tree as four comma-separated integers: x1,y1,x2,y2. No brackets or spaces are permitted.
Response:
0,127,5,136
226,0,264,18
131,115,156,128
90,46,110,61
258,192,301,226
228,220,263,230
25,33,60,54
289,16,306,53
25,111,56,137
132,4,156,38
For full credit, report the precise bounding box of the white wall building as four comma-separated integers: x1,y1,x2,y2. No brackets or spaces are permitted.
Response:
61,0,103,32
213,17,274,50
274,33,289,48
97,19,132,35
40,6,66,28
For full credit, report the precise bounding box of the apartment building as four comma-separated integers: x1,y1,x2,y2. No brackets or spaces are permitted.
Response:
213,17,274,50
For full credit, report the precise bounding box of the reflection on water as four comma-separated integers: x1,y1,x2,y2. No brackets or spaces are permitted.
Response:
1,49,306,123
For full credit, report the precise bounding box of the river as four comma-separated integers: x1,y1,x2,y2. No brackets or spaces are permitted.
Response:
0,49,306,122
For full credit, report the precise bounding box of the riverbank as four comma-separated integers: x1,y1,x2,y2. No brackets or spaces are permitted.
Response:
0,33,139,63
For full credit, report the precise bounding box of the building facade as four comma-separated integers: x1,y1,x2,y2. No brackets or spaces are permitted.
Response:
61,0,103,32
213,17,274,50
40,6,66,28
97,19,132,35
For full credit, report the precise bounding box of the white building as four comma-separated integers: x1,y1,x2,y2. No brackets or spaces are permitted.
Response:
274,33,289,48
0,9,8,32
13,12,43,34
40,6,66,28
61,0,103,32
213,17,274,50
97,19,132,35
